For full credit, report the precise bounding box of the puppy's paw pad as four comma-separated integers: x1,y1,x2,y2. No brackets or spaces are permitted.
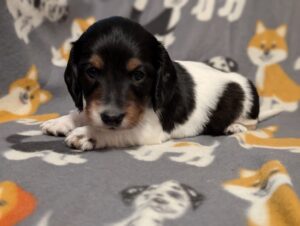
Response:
65,128,96,151
225,124,247,135
41,116,75,137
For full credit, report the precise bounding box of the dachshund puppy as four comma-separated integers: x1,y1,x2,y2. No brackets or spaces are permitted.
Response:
41,16,261,151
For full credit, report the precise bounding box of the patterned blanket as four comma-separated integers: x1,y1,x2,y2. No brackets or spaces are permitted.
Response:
0,0,300,225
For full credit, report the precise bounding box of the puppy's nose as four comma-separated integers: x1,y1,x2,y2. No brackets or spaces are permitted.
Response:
101,111,125,127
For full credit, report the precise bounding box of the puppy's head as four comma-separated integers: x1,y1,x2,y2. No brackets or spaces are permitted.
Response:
121,180,204,219
65,17,176,130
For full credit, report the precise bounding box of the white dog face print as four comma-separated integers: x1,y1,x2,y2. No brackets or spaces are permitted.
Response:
108,180,204,226
6,0,69,44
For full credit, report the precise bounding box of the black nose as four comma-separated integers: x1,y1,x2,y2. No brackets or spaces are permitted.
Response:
101,112,125,127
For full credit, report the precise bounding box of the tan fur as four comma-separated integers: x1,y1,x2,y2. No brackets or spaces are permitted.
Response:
0,65,58,123
90,54,103,69
223,160,300,226
126,58,142,71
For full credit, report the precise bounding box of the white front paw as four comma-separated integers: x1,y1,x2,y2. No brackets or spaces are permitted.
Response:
65,127,96,152
41,115,75,136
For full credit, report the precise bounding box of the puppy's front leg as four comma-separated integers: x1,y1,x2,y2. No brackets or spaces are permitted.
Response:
41,111,86,137
65,125,170,152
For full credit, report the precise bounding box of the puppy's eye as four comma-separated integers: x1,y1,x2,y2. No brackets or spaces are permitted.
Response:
86,67,100,78
132,71,145,83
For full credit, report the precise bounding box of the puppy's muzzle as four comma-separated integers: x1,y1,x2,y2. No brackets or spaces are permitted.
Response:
100,111,126,128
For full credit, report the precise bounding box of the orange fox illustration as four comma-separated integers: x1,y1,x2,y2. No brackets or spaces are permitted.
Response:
51,17,96,67
0,65,59,123
234,125,300,153
0,181,37,226
223,160,300,226
248,21,300,112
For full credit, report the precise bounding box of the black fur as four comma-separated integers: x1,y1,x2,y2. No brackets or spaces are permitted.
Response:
248,80,260,119
202,82,245,135
156,62,196,132
65,17,162,113
64,16,195,132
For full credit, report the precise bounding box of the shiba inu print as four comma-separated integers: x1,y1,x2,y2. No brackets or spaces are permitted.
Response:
223,160,300,226
248,21,300,112
0,65,58,123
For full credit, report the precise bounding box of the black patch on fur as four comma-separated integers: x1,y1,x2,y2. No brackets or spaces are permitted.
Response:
158,62,196,132
247,80,260,119
202,82,244,136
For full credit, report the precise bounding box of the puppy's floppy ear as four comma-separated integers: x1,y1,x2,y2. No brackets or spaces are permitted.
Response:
120,185,149,205
153,44,177,110
181,184,204,210
64,46,83,111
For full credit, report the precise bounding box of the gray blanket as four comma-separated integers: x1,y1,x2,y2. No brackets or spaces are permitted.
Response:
1,0,300,225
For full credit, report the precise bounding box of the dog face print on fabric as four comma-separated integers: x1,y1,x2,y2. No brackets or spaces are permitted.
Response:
108,180,204,226
6,0,69,44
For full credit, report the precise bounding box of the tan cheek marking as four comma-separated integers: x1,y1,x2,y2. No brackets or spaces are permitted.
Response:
127,58,142,71
125,102,145,128
89,54,103,69
85,88,102,121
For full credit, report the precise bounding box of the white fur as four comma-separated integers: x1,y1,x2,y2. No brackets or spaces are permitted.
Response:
41,61,255,151
108,180,193,226
171,61,253,139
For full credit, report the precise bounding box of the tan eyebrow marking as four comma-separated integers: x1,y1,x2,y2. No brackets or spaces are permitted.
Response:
127,58,142,71
89,54,103,69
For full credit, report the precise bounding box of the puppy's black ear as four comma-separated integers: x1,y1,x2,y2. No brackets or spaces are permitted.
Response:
120,185,149,205
64,47,83,111
181,184,204,210
153,44,177,110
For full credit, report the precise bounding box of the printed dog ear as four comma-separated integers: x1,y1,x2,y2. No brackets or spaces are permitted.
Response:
120,185,149,205
153,43,177,110
64,46,83,111
181,184,204,210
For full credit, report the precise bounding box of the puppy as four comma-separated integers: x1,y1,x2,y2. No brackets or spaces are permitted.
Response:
108,180,203,226
41,16,262,151
6,0,68,43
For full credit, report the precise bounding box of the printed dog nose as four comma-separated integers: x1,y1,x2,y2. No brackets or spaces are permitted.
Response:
153,197,168,205
264,49,270,56
101,112,125,127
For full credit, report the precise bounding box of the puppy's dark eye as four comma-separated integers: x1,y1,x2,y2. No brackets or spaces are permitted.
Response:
86,67,100,78
132,71,145,83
